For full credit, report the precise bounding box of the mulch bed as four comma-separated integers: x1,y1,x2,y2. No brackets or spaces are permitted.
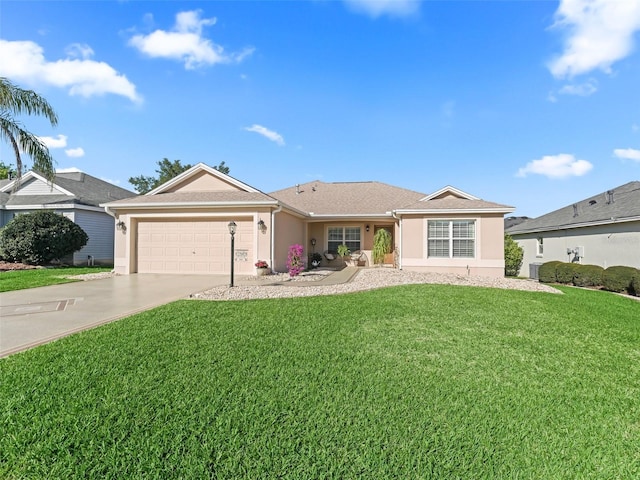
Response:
0,261,39,271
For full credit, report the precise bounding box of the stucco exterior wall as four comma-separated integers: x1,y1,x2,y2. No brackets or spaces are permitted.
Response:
512,220,640,277
400,213,506,278
272,211,305,273
163,170,240,193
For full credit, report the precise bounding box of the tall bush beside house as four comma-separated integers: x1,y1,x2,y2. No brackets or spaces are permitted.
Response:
373,228,392,266
572,264,605,287
287,244,305,277
0,211,88,265
538,261,563,283
556,262,580,284
602,266,640,294
631,274,640,297
504,234,523,277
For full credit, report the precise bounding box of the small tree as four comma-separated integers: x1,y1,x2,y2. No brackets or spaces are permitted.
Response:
372,228,392,265
504,234,524,277
0,210,88,265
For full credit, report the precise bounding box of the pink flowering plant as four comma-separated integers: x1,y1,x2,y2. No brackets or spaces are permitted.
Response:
255,260,269,269
287,244,305,277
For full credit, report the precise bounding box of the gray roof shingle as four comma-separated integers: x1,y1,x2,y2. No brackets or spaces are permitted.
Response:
103,190,277,207
507,181,640,234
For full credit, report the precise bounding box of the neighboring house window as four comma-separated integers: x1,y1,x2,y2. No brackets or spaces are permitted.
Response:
427,220,475,258
536,237,544,257
327,226,361,252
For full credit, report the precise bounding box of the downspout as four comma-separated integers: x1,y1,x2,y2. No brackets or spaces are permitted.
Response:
392,210,402,270
271,203,283,272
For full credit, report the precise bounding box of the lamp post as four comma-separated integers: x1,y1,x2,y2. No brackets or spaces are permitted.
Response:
228,221,236,287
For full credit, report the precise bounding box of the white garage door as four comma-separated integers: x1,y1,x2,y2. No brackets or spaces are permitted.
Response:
137,219,253,274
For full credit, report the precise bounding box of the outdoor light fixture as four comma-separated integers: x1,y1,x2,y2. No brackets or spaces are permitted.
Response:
116,220,126,233
366,224,370,232
228,221,237,287
310,238,316,246
257,219,266,233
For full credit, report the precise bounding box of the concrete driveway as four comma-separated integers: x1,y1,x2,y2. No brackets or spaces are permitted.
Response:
0,274,229,358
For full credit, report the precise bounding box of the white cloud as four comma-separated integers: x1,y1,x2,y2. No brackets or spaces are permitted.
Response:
65,43,94,59
548,0,640,78
613,148,640,162
558,78,598,96
38,134,68,149
516,153,593,179
129,10,254,70
65,147,85,158
343,0,420,18
56,167,82,173
0,39,141,103
244,124,285,146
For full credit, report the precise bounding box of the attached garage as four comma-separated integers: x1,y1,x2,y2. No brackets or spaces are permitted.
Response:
136,218,253,274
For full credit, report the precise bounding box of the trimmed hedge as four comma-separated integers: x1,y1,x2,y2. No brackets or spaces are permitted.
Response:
631,275,640,297
572,264,605,288
556,262,580,284
602,266,640,294
538,261,563,283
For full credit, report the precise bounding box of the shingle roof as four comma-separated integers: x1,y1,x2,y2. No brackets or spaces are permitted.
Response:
507,181,640,234
0,171,135,208
103,190,277,207
397,196,513,212
269,180,425,216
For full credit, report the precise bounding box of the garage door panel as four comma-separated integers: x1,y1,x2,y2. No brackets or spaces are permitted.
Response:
137,219,252,274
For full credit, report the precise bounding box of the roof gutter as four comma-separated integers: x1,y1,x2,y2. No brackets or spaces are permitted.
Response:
509,215,640,235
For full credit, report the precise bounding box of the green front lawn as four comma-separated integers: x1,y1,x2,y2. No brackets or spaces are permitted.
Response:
0,266,112,292
1,284,639,478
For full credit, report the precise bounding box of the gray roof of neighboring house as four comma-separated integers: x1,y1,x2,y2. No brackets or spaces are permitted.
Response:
0,171,135,208
507,181,640,234
269,180,426,216
103,190,278,207
505,216,531,229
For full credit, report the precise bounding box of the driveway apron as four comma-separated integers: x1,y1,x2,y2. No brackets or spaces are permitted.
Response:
0,274,227,358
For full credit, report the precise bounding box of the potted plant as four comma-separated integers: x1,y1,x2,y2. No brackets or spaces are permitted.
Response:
255,260,270,276
372,228,392,265
309,252,322,269
337,244,350,260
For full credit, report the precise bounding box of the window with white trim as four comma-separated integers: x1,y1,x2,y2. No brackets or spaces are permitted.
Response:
327,226,361,253
427,220,475,258
536,237,543,257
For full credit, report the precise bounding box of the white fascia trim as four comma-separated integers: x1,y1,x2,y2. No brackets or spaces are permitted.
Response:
3,203,105,213
0,171,74,196
420,185,479,201
308,213,392,218
394,207,515,215
147,162,260,195
99,200,279,209
509,215,640,235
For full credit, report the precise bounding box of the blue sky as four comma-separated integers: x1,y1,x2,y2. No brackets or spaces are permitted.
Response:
1,0,639,217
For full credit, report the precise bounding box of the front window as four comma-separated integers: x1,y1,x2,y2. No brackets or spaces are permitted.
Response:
536,237,544,256
428,220,475,258
327,226,361,253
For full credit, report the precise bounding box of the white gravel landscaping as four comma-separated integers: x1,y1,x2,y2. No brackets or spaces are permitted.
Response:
191,268,561,301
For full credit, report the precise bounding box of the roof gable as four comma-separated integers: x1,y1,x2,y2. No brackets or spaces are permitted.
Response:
0,171,73,196
420,185,479,201
149,163,260,195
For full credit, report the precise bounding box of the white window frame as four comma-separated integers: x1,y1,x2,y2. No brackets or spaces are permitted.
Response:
536,237,544,257
327,226,361,253
427,220,476,258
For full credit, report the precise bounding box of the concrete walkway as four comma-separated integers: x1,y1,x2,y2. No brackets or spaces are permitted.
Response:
0,274,229,358
0,268,361,358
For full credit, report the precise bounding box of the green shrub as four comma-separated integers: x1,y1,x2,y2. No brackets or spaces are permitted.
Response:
631,275,640,297
572,264,605,287
555,262,580,284
504,234,524,277
538,261,563,283
602,266,640,294
0,211,88,265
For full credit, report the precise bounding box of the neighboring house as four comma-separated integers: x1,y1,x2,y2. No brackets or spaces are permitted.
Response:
102,163,514,278
506,181,640,277
0,170,136,265
504,216,530,230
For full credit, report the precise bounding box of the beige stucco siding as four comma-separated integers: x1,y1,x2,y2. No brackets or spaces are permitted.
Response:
273,211,305,272
513,220,640,277
400,214,505,278
163,170,241,193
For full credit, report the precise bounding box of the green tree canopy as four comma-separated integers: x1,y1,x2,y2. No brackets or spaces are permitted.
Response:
0,161,17,180
0,77,58,181
129,159,230,194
